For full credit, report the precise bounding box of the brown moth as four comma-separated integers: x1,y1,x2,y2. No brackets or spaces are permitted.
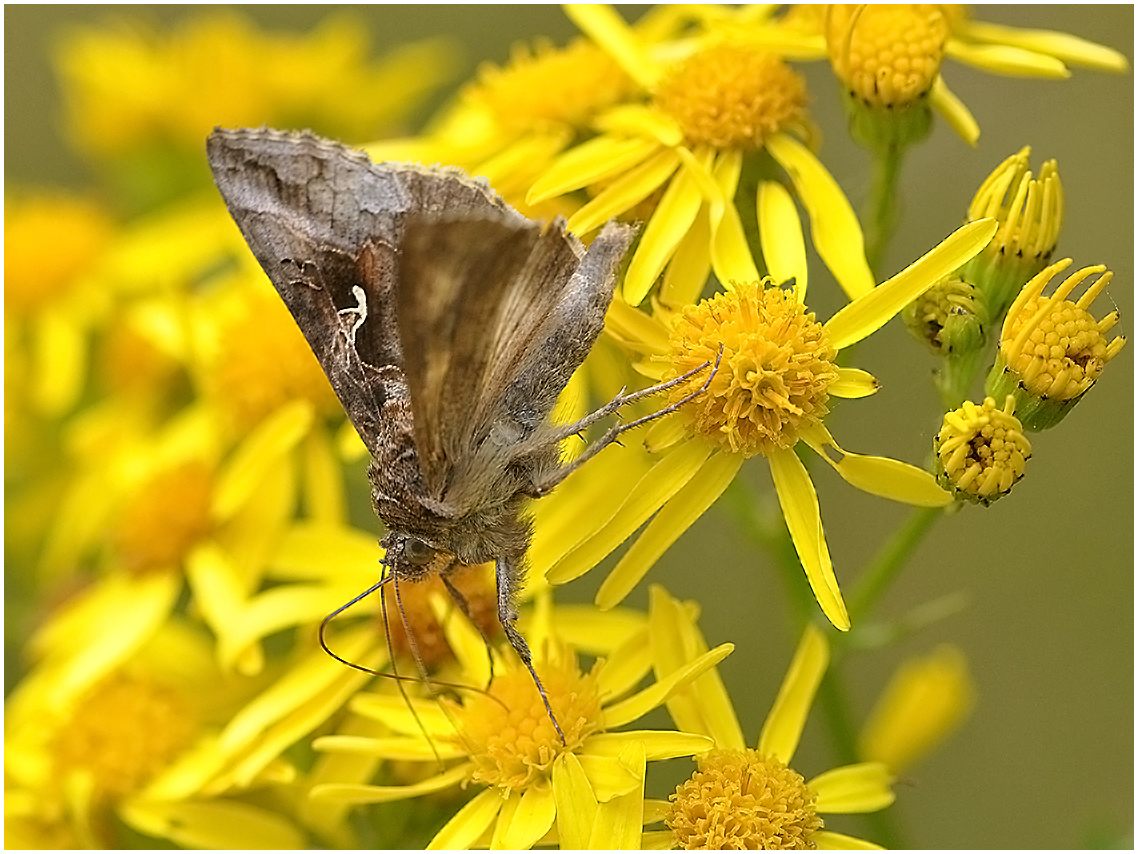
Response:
206,127,712,741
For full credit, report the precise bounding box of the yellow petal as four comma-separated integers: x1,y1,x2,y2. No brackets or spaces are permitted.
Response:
213,400,313,521
833,451,953,507
310,763,471,804
643,410,689,453
829,367,880,399
758,180,809,299
527,135,659,203
32,308,85,415
624,155,707,305
945,37,1070,78
428,788,502,850
498,785,557,850
596,451,742,609
594,103,684,147
567,147,681,236
810,761,895,813
766,132,874,300
595,628,654,700
758,623,829,763
660,204,712,308
546,438,711,586
590,741,646,849
349,692,456,738
553,753,599,850
815,830,885,849
858,645,976,774
577,754,640,800
585,730,715,761
710,151,760,285
603,643,733,728
824,219,998,351
602,293,671,355
929,74,980,146
648,584,745,751
767,448,850,631
565,3,663,88
121,798,305,849
956,19,1129,71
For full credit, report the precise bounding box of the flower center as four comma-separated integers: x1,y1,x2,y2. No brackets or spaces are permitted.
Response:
1003,294,1122,401
452,654,603,794
665,748,823,850
53,672,197,801
935,396,1031,504
384,563,500,671
114,461,214,573
211,290,340,430
653,45,809,149
469,38,631,131
664,281,838,457
825,4,949,108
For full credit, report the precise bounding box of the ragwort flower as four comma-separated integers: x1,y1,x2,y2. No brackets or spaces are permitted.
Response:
528,5,877,307
774,4,1128,145
308,591,731,850
647,588,892,849
542,219,997,631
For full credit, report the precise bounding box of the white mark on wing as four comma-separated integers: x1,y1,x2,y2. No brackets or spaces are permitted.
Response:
338,285,368,347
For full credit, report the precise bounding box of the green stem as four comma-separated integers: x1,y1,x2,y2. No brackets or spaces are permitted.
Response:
864,145,904,275
848,505,943,623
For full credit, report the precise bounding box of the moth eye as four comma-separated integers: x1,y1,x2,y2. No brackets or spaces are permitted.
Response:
403,537,435,566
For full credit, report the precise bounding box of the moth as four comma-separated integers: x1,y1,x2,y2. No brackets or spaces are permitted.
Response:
206,127,713,741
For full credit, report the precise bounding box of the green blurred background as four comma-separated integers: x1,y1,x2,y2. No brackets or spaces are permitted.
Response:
6,5,1132,849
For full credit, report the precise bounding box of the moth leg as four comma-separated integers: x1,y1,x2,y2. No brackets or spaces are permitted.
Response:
495,550,566,745
532,344,723,497
440,569,496,689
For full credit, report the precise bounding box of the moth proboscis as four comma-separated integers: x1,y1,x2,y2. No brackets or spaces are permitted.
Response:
206,126,719,744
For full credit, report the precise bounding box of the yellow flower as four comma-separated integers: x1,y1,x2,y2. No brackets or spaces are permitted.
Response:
5,193,116,416
527,5,877,307
308,591,731,850
542,219,997,631
54,10,457,161
647,588,892,849
5,616,304,848
986,258,1126,431
776,4,1128,145
962,146,1065,322
859,645,976,775
934,396,1031,505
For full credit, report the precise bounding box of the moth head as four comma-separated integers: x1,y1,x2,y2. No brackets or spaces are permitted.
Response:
382,533,450,581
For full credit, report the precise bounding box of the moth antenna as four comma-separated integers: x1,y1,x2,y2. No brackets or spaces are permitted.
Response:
319,575,392,674
384,576,445,767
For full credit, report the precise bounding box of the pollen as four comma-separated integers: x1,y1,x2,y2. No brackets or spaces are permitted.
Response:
384,563,500,671
664,281,838,457
113,460,214,573
935,396,1031,505
653,45,809,149
1000,265,1124,402
454,654,603,794
469,37,631,131
825,4,949,108
212,290,340,430
52,672,197,802
665,748,823,850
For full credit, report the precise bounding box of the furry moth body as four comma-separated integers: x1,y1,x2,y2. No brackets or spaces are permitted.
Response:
207,127,706,742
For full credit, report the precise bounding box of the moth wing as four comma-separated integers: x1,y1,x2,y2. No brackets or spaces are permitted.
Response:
205,127,526,455
397,215,635,502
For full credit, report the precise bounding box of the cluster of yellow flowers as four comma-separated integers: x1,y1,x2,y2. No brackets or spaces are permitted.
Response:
5,6,1129,850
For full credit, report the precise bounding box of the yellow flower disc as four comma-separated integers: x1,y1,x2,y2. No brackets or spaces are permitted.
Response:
826,4,949,108
665,282,838,457
53,672,196,801
455,657,603,794
653,45,809,149
114,461,215,573
935,396,1031,504
665,748,823,850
